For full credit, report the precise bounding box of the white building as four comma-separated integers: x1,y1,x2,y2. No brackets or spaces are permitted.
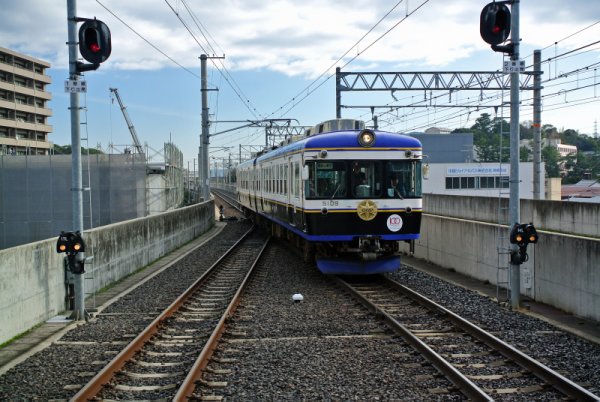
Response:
423,162,543,199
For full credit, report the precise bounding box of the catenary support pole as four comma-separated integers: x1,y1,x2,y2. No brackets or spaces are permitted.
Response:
336,67,342,119
533,50,542,200
67,0,86,320
509,0,521,310
200,54,210,201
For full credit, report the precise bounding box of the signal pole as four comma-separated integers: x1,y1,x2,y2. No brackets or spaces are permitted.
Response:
508,0,521,310
533,50,542,200
199,54,224,201
67,0,85,320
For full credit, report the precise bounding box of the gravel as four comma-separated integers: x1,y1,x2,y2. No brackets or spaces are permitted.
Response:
390,267,600,396
0,222,598,400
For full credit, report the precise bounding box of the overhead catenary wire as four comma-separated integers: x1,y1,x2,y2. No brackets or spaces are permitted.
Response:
272,0,432,119
164,0,263,121
96,0,200,79
366,17,600,133
262,0,408,119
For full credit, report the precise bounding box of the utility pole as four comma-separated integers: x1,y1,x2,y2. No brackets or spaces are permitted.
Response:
508,0,521,310
533,50,542,200
200,54,209,201
67,0,85,320
199,54,224,201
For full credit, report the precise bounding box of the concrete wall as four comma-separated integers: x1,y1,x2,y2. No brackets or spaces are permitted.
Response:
425,194,600,237
403,194,600,322
0,201,214,345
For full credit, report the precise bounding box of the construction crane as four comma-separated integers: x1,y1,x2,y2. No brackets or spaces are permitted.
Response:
109,87,145,155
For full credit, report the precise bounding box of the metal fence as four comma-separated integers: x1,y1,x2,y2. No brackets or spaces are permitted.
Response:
0,153,147,250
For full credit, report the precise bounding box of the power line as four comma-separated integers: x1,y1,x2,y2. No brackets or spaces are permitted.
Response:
179,0,262,121
269,0,431,119
264,0,406,119
96,0,200,79
164,0,262,120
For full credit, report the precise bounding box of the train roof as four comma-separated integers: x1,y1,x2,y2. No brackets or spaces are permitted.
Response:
238,128,422,167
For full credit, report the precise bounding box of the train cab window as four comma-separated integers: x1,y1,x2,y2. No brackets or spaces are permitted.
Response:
386,160,422,198
351,161,382,199
305,161,347,199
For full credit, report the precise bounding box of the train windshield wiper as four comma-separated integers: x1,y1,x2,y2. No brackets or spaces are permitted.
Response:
330,182,343,200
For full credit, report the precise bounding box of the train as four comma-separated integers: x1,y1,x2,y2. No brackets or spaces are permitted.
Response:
235,119,423,275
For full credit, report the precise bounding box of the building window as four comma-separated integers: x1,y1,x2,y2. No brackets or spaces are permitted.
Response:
15,94,28,105
14,57,29,69
16,111,29,122
14,76,27,87
480,176,494,188
446,175,509,190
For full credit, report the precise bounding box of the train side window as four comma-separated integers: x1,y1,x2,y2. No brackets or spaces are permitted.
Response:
294,162,300,197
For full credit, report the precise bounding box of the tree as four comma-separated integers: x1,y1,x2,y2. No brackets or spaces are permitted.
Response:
542,146,561,178
471,113,494,135
520,121,533,140
471,113,510,162
53,145,104,155
520,146,531,162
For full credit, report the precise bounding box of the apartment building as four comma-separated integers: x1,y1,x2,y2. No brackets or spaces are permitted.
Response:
0,47,52,155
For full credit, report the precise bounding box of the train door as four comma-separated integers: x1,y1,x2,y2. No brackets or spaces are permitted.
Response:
287,158,293,224
251,159,258,212
259,166,264,212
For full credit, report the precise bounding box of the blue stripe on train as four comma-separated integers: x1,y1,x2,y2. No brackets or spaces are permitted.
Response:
316,256,400,275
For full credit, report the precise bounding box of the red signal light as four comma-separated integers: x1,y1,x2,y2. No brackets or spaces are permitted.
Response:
78,19,112,65
480,2,511,46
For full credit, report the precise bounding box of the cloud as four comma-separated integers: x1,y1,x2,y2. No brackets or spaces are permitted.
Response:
2,0,599,77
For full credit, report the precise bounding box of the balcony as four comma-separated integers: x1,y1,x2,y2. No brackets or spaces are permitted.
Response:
0,117,52,133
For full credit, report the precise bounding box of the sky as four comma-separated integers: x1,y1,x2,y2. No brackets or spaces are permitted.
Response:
2,0,600,169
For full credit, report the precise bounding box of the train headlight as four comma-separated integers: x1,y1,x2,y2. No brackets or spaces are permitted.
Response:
358,129,376,147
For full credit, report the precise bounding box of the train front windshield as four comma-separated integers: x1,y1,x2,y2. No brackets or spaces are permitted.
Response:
305,160,422,199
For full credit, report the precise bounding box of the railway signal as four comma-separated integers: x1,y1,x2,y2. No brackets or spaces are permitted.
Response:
56,231,86,274
523,223,539,244
76,18,112,72
480,1,514,54
509,223,539,264
509,223,526,247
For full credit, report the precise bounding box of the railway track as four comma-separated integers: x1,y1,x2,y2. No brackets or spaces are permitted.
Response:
71,227,269,401
335,274,599,401
211,188,243,217
180,241,466,400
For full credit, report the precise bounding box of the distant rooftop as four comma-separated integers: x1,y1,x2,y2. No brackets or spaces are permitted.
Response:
562,179,600,201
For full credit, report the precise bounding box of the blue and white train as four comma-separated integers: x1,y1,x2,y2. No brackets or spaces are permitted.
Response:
236,119,423,274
